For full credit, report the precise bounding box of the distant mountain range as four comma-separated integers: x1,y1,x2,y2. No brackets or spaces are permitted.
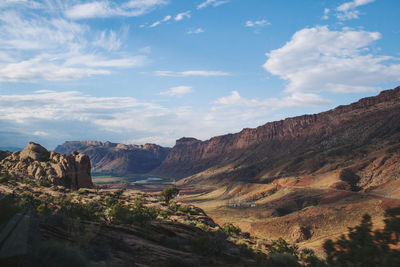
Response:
54,141,170,176
155,86,400,189
54,86,400,192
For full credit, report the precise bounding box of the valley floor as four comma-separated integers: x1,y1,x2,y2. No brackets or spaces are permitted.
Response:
177,171,400,255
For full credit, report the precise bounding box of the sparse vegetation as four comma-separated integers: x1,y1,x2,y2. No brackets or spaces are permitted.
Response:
161,187,180,204
38,177,52,187
339,168,361,191
222,223,241,236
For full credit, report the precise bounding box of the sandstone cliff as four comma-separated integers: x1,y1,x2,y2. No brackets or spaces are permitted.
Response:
54,141,170,175
153,86,400,186
0,142,93,189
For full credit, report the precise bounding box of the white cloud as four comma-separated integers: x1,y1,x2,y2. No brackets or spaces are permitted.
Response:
186,28,204,34
336,0,375,20
33,131,48,136
245,19,270,28
263,26,400,93
213,90,329,108
175,11,191,21
65,0,169,20
197,0,229,10
92,30,121,51
154,70,230,77
322,8,330,20
0,5,146,82
159,86,194,96
149,15,171,28
0,89,329,148
0,0,43,8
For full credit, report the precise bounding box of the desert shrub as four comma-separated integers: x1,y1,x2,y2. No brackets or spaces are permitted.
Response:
323,208,400,267
158,210,170,220
77,188,90,195
38,178,52,187
113,189,124,199
178,205,191,214
106,202,133,224
222,223,241,236
339,168,361,191
19,192,38,209
131,196,158,226
161,187,180,204
104,195,117,207
194,221,208,231
267,237,298,257
36,203,51,217
60,200,102,221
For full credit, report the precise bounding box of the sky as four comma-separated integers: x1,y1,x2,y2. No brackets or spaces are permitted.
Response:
0,0,399,150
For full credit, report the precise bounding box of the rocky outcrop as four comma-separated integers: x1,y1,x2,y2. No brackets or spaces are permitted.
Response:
54,141,170,176
0,142,93,189
154,86,400,183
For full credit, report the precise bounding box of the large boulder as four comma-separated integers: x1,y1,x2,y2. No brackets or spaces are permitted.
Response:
0,142,93,190
20,142,50,162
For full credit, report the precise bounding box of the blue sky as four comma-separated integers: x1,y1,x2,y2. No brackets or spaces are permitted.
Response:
0,0,399,149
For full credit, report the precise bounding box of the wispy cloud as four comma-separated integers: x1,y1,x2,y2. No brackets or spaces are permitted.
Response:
159,86,193,96
213,91,330,108
149,15,171,28
245,19,271,28
92,29,121,51
65,0,169,20
263,26,400,93
186,28,204,34
322,8,330,20
197,0,229,10
336,0,375,20
155,70,230,77
0,2,146,82
175,10,191,21
0,89,330,148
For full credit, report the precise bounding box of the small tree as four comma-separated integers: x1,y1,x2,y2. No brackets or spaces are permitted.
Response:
161,187,180,204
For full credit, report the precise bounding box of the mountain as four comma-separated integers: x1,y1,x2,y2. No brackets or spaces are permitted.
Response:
0,142,93,189
54,141,170,176
153,86,400,189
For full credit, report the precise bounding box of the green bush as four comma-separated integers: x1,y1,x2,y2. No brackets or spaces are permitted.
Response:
324,208,400,267
267,237,298,257
59,200,102,221
339,168,361,191
19,192,38,209
161,187,179,204
222,223,241,236
36,203,51,217
38,178,52,187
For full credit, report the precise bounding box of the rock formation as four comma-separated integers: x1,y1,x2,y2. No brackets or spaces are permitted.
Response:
55,141,170,176
0,142,93,189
